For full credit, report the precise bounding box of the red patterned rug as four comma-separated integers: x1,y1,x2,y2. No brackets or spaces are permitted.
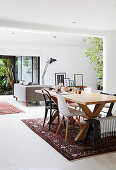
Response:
0,102,24,115
22,118,116,161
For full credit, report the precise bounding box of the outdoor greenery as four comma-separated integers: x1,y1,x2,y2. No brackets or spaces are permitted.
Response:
83,37,103,89
0,59,14,94
23,57,32,74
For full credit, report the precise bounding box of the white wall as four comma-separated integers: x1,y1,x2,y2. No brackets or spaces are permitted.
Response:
0,43,97,90
39,45,97,89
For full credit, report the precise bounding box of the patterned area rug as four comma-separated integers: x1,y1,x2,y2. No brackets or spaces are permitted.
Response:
22,118,116,161
0,102,24,115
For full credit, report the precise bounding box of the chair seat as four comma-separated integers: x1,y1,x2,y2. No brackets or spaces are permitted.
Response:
56,93,86,142
47,103,58,110
68,102,79,108
68,107,87,117
46,100,55,106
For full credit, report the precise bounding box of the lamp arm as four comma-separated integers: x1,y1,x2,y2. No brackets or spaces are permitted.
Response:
41,61,49,85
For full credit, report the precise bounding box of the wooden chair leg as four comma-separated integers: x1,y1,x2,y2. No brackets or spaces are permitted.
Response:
65,118,69,142
26,102,28,107
63,118,66,128
72,120,75,131
16,97,18,101
70,117,75,131
56,116,64,134
57,110,60,125
76,117,82,129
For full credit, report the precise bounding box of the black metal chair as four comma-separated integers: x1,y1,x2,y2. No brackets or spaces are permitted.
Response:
83,92,116,150
42,89,59,130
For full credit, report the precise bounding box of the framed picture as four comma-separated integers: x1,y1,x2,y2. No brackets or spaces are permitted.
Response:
55,72,66,86
69,80,74,86
64,78,70,87
74,74,83,86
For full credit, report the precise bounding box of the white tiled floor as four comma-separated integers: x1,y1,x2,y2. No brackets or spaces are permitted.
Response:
0,95,116,170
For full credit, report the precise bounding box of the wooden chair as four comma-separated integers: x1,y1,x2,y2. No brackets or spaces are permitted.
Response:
56,93,87,142
42,89,59,130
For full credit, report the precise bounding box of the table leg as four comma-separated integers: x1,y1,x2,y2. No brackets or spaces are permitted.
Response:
51,110,58,123
92,103,105,118
75,122,88,141
50,96,59,123
75,103,105,141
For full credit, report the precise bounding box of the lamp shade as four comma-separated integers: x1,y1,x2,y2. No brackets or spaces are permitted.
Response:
42,58,57,85
49,58,57,64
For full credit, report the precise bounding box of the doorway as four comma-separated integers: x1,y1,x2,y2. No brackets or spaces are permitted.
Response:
0,55,15,95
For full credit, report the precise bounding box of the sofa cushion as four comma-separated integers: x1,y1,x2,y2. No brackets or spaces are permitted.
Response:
14,83,52,102
23,82,32,86
19,80,24,85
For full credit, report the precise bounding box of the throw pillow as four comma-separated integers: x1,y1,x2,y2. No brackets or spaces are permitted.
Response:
19,80,24,85
23,82,32,86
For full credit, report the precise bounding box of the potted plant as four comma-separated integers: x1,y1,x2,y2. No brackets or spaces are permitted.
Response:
97,79,103,90
83,37,103,90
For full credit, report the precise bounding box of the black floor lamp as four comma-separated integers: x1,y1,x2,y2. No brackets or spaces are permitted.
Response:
42,58,57,85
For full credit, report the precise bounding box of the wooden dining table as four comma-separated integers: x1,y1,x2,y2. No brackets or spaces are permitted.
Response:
35,90,116,141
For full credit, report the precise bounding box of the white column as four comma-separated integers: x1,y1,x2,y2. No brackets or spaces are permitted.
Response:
103,32,116,93
103,32,116,114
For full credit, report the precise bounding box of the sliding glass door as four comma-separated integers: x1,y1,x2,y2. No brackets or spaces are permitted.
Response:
22,56,32,82
33,57,39,83
15,56,40,83
0,55,15,94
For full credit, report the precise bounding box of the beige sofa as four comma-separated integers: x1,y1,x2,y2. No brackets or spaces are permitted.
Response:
14,83,51,106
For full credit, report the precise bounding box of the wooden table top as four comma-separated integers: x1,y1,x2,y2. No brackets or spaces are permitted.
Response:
35,90,116,105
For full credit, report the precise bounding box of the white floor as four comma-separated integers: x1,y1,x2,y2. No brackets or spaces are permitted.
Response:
0,95,116,170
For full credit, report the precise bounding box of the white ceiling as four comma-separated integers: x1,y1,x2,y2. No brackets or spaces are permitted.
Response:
0,28,88,46
0,0,116,32
0,0,114,46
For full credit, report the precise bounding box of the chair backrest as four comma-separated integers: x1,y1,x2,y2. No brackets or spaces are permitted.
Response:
42,89,52,107
100,92,116,117
84,87,91,92
57,93,71,117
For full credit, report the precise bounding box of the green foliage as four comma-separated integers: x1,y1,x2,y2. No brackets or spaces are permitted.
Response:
23,57,32,74
23,57,29,67
0,77,9,91
0,59,8,76
0,59,14,93
83,37,103,79
0,59,14,78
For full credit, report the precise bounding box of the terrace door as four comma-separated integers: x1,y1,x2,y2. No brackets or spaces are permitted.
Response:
15,56,40,84
0,55,15,95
